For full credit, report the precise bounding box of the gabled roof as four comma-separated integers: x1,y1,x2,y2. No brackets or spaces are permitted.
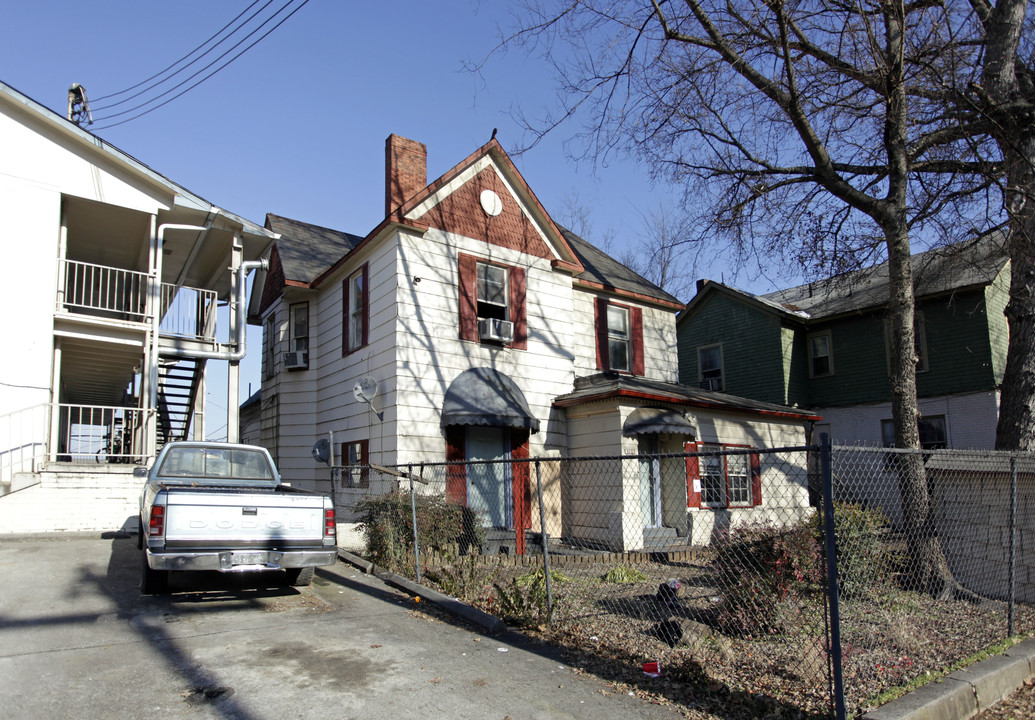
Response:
396,137,584,276
265,213,363,285
562,228,682,308
763,234,1008,320
554,372,821,421
0,80,272,242
258,136,680,311
677,279,809,328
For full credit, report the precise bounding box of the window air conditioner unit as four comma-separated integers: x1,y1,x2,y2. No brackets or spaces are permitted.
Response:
283,351,308,370
699,377,722,391
478,318,514,343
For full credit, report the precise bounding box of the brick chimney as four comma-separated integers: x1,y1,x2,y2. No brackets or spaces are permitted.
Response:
385,134,427,216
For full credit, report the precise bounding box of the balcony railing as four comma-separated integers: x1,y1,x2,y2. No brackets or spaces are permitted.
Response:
58,260,217,342
159,284,217,341
55,404,148,464
61,260,149,321
1,403,152,485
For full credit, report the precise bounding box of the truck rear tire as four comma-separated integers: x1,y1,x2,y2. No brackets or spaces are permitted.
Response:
286,566,314,587
140,551,168,595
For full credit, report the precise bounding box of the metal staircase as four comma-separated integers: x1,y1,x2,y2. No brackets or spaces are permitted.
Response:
156,357,206,448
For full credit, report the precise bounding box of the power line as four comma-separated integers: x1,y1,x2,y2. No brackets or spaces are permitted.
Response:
92,0,310,130
91,0,268,106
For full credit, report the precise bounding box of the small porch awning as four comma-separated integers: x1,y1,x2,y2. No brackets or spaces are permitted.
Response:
623,407,696,438
441,367,540,433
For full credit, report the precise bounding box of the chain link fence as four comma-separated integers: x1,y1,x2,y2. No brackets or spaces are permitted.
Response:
333,444,1035,718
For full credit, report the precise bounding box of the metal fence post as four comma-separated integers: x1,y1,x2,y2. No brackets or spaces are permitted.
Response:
1009,455,1017,636
821,434,846,720
409,463,421,584
534,459,554,624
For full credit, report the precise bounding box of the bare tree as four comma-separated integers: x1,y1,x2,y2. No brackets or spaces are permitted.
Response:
965,0,1035,450
489,0,1010,595
620,202,698,302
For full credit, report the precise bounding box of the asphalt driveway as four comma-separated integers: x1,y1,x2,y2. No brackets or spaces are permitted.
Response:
0,533,683,720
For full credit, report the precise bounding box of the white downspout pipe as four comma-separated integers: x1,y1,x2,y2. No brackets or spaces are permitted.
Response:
162,257,268,361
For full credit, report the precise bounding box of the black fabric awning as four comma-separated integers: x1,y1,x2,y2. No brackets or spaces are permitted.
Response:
441,367,540,433
623,407,696,438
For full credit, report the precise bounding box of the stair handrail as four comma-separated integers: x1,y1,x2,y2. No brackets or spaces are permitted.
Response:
0,403,52,485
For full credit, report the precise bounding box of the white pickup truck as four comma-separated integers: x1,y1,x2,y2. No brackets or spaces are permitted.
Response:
139,441,337,594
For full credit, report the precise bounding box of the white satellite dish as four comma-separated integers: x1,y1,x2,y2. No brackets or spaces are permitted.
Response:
353,376,383,421
354,376,378,403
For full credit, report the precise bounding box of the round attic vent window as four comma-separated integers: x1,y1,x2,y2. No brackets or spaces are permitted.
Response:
480,189,503,217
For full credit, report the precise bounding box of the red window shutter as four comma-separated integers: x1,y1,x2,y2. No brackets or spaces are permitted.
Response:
686,441,702,508
594,297,609,370
445,427,467,505
361,264,370,348
509,266,527,350
458,254,478,341
341,277,349,357
750,452,762,507
631,306,645,376
510,430,531,555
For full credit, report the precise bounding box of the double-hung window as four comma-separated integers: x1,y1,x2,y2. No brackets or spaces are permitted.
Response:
607,305,630,372
290,304,308,354
698,345,723,391
263,314,276,379
477,262,508,321
286,303,309,370
881,415,947,449
884,312,929,373
808,331,833,377
457,253,527,349
341,439,369,488
687,442,762,509
595,298,644,375
343,264,369,355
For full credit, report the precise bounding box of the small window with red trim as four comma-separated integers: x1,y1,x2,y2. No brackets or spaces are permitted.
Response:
458,253,527,349
341,440,369,488
594,298,644,375
687,442,761,509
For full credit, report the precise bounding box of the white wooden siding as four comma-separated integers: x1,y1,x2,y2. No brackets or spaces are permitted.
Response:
570,290,679,382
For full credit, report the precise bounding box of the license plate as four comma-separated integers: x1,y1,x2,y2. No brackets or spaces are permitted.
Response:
232,552,267,565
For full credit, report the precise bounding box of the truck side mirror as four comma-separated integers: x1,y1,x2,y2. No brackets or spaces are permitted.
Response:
133,467,148,478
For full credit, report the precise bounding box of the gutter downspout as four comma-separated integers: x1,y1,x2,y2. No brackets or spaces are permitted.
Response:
157,256,269,362
150,222,267,453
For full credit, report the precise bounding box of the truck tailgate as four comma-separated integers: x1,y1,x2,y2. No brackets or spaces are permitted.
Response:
162,488,326,548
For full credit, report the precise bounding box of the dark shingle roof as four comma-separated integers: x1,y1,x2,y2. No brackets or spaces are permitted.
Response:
554,372,821,420
265,213,363,284
561,227,681,306
762,234,1008,319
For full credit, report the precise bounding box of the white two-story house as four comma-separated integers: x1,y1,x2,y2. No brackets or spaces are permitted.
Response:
252,134,820,552
0,80,276,532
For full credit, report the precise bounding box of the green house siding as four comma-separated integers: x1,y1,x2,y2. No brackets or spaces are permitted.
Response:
802,289,999,408
678,293,792,405
804,314,890,406
917,289,998,396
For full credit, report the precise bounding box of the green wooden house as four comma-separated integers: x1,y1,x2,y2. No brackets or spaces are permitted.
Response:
676,236,1009,449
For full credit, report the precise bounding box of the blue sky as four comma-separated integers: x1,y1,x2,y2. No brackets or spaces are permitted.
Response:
3,1,735,437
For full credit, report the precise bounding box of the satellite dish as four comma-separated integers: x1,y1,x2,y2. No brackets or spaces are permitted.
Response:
353,376,384,421
354,376,378,403
312,438,330,464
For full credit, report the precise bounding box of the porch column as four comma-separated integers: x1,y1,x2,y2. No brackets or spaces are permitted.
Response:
144,214,160,460
48,341,61,463
225,238,242,443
